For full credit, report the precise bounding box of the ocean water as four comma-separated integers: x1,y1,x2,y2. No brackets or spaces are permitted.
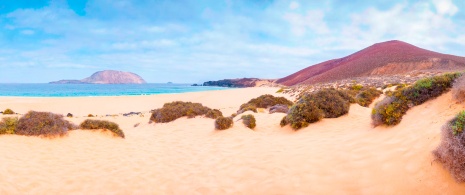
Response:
0,84,228,97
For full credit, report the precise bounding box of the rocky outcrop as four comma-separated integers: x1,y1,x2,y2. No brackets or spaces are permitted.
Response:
200,78,276,88
50,70,146,84
277,40,465,86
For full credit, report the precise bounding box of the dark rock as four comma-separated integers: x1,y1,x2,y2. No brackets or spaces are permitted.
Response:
123,112,141,117
269,104,290,114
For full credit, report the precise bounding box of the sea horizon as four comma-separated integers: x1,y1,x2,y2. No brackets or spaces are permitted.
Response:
0,83,229,97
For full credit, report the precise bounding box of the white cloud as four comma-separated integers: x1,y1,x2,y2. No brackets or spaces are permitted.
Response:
289,1,299,10
432,0,458,16
284,10,329,36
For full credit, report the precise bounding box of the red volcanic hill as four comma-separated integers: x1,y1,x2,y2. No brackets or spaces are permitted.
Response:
277,40,465,86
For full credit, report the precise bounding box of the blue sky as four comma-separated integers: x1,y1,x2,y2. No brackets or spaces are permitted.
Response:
0,0,464,83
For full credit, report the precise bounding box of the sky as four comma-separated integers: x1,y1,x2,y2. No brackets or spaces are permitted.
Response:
0,0,464,83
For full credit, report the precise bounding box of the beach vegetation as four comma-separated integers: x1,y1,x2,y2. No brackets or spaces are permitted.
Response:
433,111,465,182
372,73,461,126
80,119,125,138
355,87,383,107
452,74,465,103
276,88,284,93
238,94,293,114
15,111,76,137
241,114,256,129
3,108,14,115
88,114,94,117
0,117,18,135
215,116,233,130
150,101,220,123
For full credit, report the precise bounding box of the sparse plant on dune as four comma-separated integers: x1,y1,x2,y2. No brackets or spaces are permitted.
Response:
80,119,125,138
433,111,465,182
0,117,18,135
241,114,256,129
238,94,293,114
15,111,76,137
355,87,383,107
3,108,14,115
372,73,461,126
215,116,233,130
150,101,221,123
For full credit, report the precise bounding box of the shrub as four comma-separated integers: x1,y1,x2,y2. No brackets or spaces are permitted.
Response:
241,114,256,129
237,103,257,114
16,111,76,137
280,116,288,127
88,114,94,117
80,119,125,138
433,112,465,182
350,84,363,91
0,117,18,135
452,74,465,103
276,88,284,93
372,73,461,126
150,101,217,123
356,87,383,107
205,109,223,119
215,116,233,130
238,94,293,114
269,104,289,114
3,108,14,115
284,88,350,130
67,113,73,118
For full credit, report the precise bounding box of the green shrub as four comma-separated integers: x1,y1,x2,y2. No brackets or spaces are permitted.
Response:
241,114,256,129
350,84,363,91
237,103,257,114
215,116,233,130
0,117,18,134
150,101,218,123
3,108,14,115
356,87,383,107
80,119,125,138
276,88,284,93
433,111,465,182
372,73,461,126
205,109,223,119
16,111,76,137
284,88,351,130
452,74,465,103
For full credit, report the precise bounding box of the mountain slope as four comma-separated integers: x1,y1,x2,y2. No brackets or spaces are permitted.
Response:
277,40,465,86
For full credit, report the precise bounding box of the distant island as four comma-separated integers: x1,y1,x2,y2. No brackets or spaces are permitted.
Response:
50,70,146,84
196,78,276,88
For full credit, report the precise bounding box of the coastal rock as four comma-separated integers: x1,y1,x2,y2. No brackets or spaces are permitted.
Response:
50,70,146,84
201,78,276,88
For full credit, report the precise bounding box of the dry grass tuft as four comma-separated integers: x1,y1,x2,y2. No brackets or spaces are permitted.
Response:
150,101,220,123
16,111,76,137
0,117,18,135
80,119,125,138
241,114,256,129
3,108,14,115
215,116,233,130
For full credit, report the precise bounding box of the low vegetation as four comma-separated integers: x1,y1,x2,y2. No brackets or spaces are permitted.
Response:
283,88,350,130
241,114,256,129
238,94,293,114
355,87,383,107
15,111,76,137
88,114,94,117
372,73,461,126
150,101,222,123
3,108,14,115
0,117,18,135
452,74,465,103
215,116,233,130
80,119,125,138
433,111,465,182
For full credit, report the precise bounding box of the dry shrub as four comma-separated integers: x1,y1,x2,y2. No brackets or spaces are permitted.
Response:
80,119,125,138
3,108,14,115
241,114,256,129
88,114,94,117
372,73,461,126
433,111,465,182
205,109,223,119
238,94,293,114
452,74,465,103
16,111,76,137
269,104,289,114
150,101,218,123
356,87,383,107
0,117,18,134
215,116,233,130
285,99,324,129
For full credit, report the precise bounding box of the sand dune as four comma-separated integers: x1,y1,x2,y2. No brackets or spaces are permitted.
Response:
0,88,464,194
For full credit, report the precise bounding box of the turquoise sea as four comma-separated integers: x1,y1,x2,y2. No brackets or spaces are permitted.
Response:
0,84,227,97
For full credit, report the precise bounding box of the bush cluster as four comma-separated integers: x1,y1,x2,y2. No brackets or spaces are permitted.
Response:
241,114,256,129
452,74,465,103
3,108,14,115
15,111,76,137
355,87,383,107
372,73,461,126
238,94,293,114
433,111,465,182
150,101,222,123
80,119,125,138
0,117,18,135
283,88,350,130
215,116,233,130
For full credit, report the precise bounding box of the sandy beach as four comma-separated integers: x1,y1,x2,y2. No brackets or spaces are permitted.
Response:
1,87,465,194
